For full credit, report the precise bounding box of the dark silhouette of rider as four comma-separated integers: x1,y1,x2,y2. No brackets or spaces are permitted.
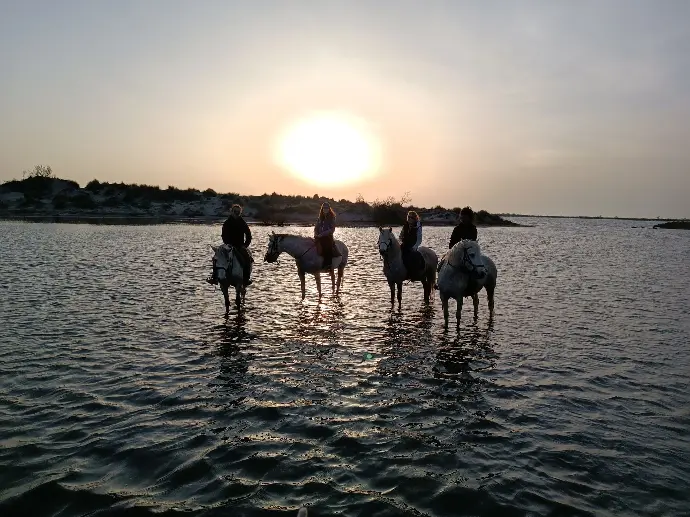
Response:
399,210,424,278
314,202,337,269
449,206,478,248
207,204,253,286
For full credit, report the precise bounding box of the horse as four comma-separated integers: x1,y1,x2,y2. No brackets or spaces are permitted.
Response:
377,227,439,307
436,239,497,328
210,244,253,313
264,232,349,299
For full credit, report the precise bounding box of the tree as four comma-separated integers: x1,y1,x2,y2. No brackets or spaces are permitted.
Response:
23,165,54,179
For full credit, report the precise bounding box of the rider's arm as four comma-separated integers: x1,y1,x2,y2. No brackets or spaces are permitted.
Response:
317,219,335,238
243,219,252,247
412,225,422,250
449,227,459,249
221,219,231,245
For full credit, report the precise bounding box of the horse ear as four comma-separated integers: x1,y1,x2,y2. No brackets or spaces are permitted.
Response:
271,231,275,236
378,226,383,232
388,227,392,232
210,245,218,252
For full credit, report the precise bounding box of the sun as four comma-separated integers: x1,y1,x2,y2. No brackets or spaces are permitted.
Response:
275,111,381,186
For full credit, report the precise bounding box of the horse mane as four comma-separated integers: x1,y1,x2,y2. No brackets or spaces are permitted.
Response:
272,233,310,240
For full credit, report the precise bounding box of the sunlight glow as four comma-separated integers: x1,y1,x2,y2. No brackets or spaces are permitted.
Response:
275,111,381,186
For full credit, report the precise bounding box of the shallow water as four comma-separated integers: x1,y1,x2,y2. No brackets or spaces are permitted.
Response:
0,219,688,517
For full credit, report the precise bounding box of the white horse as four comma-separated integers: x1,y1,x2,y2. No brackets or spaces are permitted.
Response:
378,227,439,307
264,232,349,299
210,244,253,312
437,239,497,328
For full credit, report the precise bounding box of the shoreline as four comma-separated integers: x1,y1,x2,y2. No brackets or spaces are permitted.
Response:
0,213,527,227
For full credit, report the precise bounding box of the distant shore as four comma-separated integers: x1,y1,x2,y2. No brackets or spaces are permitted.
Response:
2,172,686,226
0,174,523,227
0,213,522,227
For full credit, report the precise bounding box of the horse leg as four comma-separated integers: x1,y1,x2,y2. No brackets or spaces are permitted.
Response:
486,284,495,318
456,297,463,328
388,281,395,306
329,268,336,293
315,272,322,298
235,284,242,309
396,282,403,308
472,293,480,320
441,293,450,329
336,266,344,295
221,285,230,314
423,280,430,305
299,270,306,300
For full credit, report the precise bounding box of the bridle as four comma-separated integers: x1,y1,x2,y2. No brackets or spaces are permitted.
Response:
212,246,234,277
378,236,394,261
447,244,484,277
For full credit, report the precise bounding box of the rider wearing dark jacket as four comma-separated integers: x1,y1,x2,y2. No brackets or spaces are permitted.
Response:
399,211,424,277
314,202,337,269
219,204,253,285
449,206,477,248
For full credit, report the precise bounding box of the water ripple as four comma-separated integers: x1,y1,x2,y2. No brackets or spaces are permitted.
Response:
1,219,689,516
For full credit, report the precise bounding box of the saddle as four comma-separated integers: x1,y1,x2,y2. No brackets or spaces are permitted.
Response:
315,238,341,269
229,246,253,277
405,251,426,281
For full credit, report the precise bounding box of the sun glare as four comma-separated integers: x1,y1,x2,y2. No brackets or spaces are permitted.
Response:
275,112,381,186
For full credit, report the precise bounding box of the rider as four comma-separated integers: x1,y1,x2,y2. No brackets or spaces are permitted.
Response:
449,206,477,248
399,210,424,277
435,206,479,288
314,202,336,269
207,203,253,286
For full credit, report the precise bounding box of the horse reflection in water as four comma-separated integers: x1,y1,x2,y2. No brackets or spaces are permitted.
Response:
433,320,496,383
212,312,253,398
375,307,435,376
287,300,346,364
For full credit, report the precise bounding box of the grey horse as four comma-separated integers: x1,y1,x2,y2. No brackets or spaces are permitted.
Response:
264,232,349,299
437,239,497,328
377,227,439,307
210,244,252,313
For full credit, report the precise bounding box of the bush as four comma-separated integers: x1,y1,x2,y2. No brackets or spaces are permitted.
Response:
52,194,68,210
85,179,104,192
71,193,97,209
102,196,119,207
203,188,216,198
370,193,411,225
254,203,286,225
23,164,53,179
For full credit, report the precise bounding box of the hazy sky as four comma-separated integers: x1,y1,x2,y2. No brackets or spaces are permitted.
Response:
1,0,689,218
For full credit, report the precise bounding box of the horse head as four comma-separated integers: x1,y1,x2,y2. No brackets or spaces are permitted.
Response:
210,244,233,282
264,232,283,263
378,226,395,256
453,240,486,278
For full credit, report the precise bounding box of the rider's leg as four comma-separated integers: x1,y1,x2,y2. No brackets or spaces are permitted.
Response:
238,247,252,285
206,260,219,284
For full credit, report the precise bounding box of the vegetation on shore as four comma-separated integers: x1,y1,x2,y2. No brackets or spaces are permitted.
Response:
653,220,690,230
0,165,523,226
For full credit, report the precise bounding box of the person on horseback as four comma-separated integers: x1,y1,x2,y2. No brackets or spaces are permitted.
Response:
399,210,424,278
207,203,253,286
314,202,337,269
449,206,478,248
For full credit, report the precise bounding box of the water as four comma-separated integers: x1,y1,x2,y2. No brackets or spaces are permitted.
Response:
0,219,688,517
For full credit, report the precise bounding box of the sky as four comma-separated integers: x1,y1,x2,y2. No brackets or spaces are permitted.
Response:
1,0,689,218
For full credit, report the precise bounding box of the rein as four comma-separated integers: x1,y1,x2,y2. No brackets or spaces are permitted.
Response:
446,247,483,277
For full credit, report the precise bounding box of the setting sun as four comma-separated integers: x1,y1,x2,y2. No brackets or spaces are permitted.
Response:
275,112,381,186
